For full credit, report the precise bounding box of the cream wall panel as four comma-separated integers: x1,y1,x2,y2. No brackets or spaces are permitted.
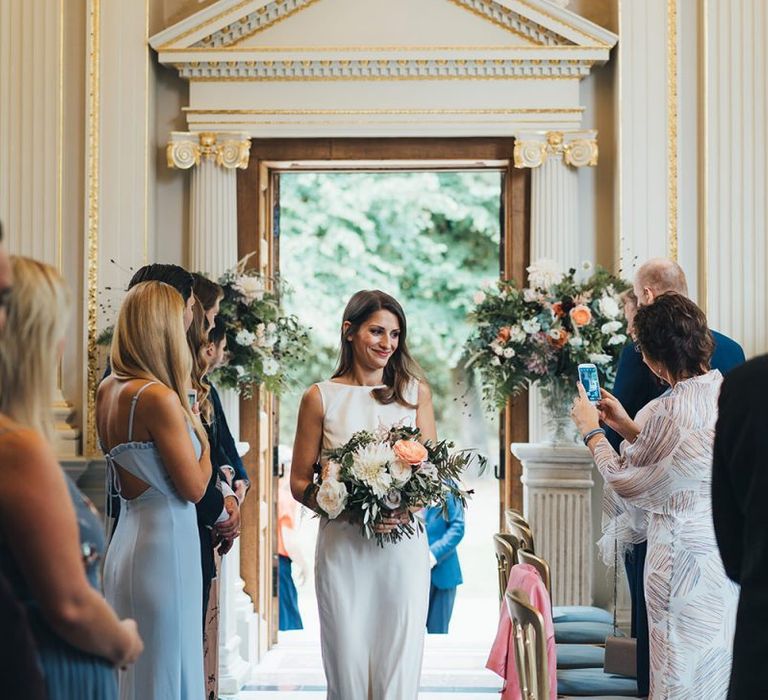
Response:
0,0,62,265
705,0,768,356
83,0,154,454
676,0,702,303
0,0,87,440
617,0,670,275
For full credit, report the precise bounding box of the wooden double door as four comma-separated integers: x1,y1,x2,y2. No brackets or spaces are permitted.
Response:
235,137,530,650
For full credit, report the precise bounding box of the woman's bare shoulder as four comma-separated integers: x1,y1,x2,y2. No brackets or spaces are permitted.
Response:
0,424,55,477
300,384,323,412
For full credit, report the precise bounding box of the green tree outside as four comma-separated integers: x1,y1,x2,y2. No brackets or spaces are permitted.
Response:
278,171,501,461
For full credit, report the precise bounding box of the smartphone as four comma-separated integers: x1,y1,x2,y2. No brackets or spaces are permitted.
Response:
577,363,601,403
186,389,197,409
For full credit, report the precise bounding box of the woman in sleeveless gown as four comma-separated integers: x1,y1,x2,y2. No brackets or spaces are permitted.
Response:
291,290,434,700
0,256,142,699
97,281,212,700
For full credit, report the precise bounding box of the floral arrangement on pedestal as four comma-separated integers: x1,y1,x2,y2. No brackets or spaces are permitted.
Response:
211,257,309,398
464,259,631,441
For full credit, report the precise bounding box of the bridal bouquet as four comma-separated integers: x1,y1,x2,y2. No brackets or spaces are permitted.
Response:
315,422,480,546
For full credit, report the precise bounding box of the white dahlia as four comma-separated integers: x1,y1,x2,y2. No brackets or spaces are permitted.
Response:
351,442,395,497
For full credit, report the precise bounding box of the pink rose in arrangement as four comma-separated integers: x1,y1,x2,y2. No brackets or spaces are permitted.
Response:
392,439,428,465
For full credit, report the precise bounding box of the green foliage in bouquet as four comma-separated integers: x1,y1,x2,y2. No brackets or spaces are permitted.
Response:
316,423,484,546
211,257,309,399
464,260,631,409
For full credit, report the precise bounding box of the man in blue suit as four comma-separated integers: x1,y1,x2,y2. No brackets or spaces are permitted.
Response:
604,258,745,696
425,494,465,634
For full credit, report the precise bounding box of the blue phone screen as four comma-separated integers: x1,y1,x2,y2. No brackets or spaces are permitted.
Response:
578,365,601,402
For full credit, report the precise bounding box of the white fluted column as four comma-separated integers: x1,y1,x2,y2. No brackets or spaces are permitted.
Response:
511,443,594,605
511,132,599,607
514,130,598,443
168,130,255,691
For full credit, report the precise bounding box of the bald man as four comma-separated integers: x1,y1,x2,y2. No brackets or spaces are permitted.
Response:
605,258,744,695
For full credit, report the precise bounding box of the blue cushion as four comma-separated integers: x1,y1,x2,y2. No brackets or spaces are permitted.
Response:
554,621,614,644
553,605,613,625
555,644,605,669
557,668,639,696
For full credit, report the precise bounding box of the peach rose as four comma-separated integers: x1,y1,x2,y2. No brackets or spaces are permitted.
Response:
496,326,512,343
392,439,428,465
569,304,592,327
547,328,570,348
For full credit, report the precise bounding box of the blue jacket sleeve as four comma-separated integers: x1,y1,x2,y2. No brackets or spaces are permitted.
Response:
429,498,466,565
604,343,666,452
210,384,249,484
711,331,746,375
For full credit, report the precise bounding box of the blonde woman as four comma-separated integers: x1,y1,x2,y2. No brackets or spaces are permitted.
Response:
97,281,211,700
0,257,142,699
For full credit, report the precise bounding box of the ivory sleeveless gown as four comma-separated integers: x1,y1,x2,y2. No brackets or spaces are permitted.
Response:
315,380,430,700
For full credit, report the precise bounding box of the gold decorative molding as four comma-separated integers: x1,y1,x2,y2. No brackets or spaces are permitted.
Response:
513,130,598,168
85,0,100,457
166,131,251,170
202,0,323,48
173,57,595,81
160,44,612,53
182,107,585,115
667,0,678,261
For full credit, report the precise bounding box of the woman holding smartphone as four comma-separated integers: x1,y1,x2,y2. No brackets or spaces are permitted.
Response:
571,293,737,700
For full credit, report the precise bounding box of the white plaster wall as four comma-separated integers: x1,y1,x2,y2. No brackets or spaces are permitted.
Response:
151,62,188,267
704,0,768,356
0,0,87,434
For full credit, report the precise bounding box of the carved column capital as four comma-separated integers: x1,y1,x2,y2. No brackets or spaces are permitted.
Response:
514,130,598,169
167,131,251,170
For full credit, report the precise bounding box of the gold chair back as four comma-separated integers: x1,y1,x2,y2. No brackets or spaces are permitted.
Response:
517,548,552,598
493,533,520,601
507,519,536,554
505,589,550,700
505,507,531,531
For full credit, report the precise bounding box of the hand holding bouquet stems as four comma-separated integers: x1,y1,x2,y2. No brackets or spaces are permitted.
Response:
315,422,484,546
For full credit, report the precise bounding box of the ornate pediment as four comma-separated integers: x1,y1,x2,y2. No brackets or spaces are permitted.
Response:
149,0,616,138
150,0,616,82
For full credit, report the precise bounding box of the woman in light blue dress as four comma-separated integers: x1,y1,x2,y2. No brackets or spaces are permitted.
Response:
97,281,212,700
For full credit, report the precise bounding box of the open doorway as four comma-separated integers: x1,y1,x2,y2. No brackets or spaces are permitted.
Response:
264,170,504,692
235,140,530,686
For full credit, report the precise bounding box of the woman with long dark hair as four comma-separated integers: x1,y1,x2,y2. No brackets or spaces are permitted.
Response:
290,289,435,700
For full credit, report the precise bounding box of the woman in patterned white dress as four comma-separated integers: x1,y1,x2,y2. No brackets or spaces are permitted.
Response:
290,290,434,700
572,293,738,700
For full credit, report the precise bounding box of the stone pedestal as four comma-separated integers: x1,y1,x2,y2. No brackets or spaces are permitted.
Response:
511,442,595,606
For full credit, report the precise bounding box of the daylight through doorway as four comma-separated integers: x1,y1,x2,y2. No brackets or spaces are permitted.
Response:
276,170,502,651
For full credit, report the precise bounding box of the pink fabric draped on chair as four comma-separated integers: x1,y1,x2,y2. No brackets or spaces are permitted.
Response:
486,562,557,699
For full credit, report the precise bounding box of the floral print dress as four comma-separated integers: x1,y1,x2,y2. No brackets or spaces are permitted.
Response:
593,371,738,700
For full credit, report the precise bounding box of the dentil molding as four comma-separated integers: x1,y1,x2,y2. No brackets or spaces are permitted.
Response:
513,129,598,168
167,131,251,170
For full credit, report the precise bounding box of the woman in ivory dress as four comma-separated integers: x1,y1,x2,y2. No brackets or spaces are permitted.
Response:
572,293,738,700
291,290,434,700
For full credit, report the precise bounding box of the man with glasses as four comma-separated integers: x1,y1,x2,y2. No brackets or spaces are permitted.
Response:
604,257,744,697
